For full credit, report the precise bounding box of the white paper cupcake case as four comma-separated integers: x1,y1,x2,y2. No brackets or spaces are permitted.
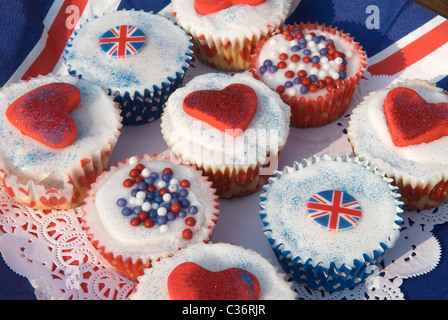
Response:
259,154,404,291
63,10,194,126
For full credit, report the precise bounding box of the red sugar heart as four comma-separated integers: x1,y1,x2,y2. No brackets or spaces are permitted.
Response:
383,87,448,147
195,0,266,15
183,83,257,136
6,82,80,148
167,262,260,300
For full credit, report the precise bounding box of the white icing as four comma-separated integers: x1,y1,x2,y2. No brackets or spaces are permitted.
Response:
261,156,401,268
63,10,192,96
161,73,291,171
254,28,362,99
0,75,120,189
348,79,448,185
130,242,296,300
82,158,218,261
172,0,292,46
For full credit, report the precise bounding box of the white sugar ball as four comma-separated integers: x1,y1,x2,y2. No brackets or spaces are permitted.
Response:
141,168,151,178
157,180,167,188
141,202,151,212
157,207,167,216
136,191,146,199
128,157,138,166
162,193,172,202
159,225,169,233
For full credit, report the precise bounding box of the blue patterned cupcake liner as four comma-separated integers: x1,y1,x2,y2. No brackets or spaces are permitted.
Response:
259,154,404,291
63,10,193,126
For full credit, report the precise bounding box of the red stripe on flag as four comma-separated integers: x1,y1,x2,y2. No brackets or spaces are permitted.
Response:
368,20,448,76
21,0,89,81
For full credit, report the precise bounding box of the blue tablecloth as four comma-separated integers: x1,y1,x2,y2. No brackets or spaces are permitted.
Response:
0,0,447,300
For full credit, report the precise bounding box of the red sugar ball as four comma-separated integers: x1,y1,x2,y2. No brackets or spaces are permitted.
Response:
134,175,144,183
309,84,318,92
277,61,287,69
135,164,145,172
180,180,190,188
130,217,140,226
171,203,181,213
297,70,307,78
279,53,288,60
123,179,134,188
276,85,285,94
159,188,169,196
162,168,173,175
129,169,139,178
285,70,295,78
185,217,196,227
302,56,311,63
301,77,311,86
144,219,155,228
147,185,156,192
138,211,148,221
182,229,193,240
327,84,336,93
291,54,300,62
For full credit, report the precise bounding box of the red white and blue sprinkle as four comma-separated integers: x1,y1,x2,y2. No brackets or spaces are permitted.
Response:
259,29,350,95
118,161,197,240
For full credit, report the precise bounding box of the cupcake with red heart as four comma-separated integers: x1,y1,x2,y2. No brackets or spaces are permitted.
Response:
81,154,220,282
0,74,122,209
129,242,297,300
348,79,448,210
63,9,193,125
251,22,367,127
161,72,291,198
171,0,292,71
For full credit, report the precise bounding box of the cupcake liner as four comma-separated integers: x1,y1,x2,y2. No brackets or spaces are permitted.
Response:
348,79,448,210
80,154,220,282
0,75,123,210
259,154,404,291
63,10,194,126
172,1,290,71
162,124,284,198
251,22,368,128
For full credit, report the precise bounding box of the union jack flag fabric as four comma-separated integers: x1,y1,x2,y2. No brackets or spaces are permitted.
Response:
99,25,146,58
306,190,363,232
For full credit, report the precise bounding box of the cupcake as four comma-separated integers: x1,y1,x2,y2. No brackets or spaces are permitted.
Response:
171,0,292,71
80,154,220,282
348,79,448,210
63,9,193,125
251,22,367,128
0,74,122,209
259,155,403,291
130,242,297,300
161,72,291,198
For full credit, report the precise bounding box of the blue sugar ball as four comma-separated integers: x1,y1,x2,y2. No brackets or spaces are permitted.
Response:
291,45,300,52
144,177,155,185
156,216,167,225
178,210,187,218
309,74,318,83
339,70,347,80
319,48,328,56
178,189,188,197
259,66,267,74
300,86,309,94
150,172,159,180
117,198,127,207
180,198,190,209
285,81,293,88
167,212,176,221
303,49,311,56
263,59,273,66
137,181,147,191
189,206,198,214
294,77,301,84
162,173,171,182
131,188,139,197
149,209,158,219
311,56,320,64
122,207,133,216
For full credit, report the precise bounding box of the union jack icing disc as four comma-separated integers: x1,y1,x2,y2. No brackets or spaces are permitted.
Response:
99,25,146,58
306,190,363,232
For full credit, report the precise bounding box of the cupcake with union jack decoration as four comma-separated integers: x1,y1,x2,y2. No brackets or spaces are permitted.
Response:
171,0,292,71
80,154,219,282
251,22,367,127
259,154,403,291
63,9,193,125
